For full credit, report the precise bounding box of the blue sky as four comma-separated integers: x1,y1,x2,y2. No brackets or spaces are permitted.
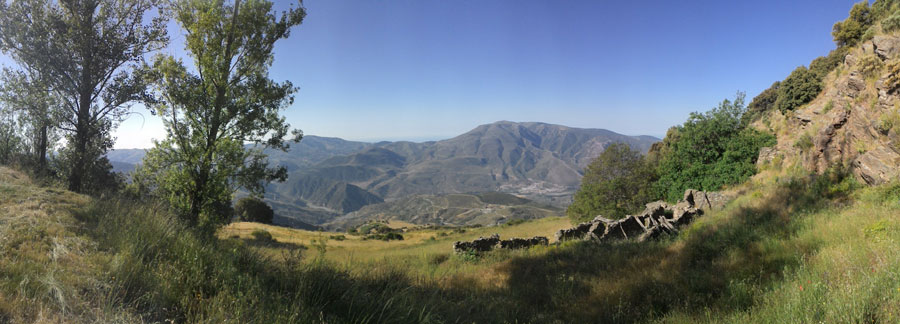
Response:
1,0,865,148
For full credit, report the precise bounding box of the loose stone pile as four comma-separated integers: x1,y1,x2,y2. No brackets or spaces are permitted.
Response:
453,234,549,254
554,189,726,243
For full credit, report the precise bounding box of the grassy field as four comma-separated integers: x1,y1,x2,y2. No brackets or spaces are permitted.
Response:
4,165,900,323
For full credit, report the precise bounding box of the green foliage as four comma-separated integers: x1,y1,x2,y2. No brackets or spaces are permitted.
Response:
0,105,23,165
234,197,274,224
251,229,275,242
0,0,167,193
832,1,874,47
364,232,404,241
809,47,849,80
355,222,394,234
742,81,780,126
775,66,822,113
329,234,346,241
134,0,304,231
654,93,776,202
0,69,62,173
567,142,655,223
883,12,900,32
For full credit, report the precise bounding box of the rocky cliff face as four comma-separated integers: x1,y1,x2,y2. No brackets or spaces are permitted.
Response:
756,34,900,185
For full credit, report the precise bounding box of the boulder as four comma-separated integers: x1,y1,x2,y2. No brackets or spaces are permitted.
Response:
757,147,777,165
874,35,900,60
554,221,593,242
603,215,646,241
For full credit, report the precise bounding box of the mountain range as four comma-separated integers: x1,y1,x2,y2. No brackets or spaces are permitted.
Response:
108,121,659,228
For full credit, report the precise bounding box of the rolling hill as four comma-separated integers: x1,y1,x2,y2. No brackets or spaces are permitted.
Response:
108,121,659,228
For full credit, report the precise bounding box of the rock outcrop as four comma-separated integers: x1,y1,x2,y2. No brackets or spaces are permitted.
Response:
754,34,900,185
453,234,549,253
554,189,725,243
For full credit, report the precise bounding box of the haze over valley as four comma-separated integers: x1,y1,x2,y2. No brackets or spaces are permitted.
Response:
109,121,659,229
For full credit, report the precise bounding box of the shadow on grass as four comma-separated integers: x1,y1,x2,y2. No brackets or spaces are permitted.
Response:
69,172,852,324
488,174,849,323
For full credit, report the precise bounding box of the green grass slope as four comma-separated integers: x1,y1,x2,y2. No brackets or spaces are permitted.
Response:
4,165,900,323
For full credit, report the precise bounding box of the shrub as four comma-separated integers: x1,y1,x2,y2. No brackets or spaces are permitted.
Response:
653,93,776,202
775,66,822,113
355,222,393,234
883,12,900,32
856,55,883,78
328,234,346,241
832,1,873,47
742,82,780,126
364,232,404,241
809,47,849,79
251,229,275,242
235,197,274,224
567,142,655,222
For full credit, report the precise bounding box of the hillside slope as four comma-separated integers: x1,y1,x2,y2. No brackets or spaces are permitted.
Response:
325,192,563,230
754,33,900,185
265,121,657,227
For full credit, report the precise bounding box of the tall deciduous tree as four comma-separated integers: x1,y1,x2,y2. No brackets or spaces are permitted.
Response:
0,0,167,192
134,0,304,230
0,68,61,172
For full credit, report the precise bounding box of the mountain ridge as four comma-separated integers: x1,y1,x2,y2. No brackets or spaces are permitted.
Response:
108,121,660,227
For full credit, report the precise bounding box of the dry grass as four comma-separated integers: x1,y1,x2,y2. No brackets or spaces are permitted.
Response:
0,167,142,323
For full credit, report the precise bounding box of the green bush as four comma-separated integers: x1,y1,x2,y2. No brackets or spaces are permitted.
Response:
234,197,274,224
832,1,873,47
775,66,822,113
567,142,655,223
355,222,393,234
251,229,275,242
364,232,404,241
653,93,776,202
884,12,900,32
809,47,849,79
742,82,780,126
328,234,346,241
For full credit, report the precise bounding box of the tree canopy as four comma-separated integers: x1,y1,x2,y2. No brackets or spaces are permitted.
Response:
0,0,168,192
567,142,655,223
132,0,305,230
653,93,775,202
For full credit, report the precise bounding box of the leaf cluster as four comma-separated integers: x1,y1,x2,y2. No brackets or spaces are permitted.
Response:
567,142,655,223
653,93,776,202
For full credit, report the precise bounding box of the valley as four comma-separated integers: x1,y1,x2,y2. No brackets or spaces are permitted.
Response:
109,121,659,229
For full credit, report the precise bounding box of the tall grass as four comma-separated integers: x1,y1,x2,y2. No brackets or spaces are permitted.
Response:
76,198,455,323
5,164,900,323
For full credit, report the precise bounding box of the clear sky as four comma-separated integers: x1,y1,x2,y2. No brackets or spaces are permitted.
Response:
0,0,866,148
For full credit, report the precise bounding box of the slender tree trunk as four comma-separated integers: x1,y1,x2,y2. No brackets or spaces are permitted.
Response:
37,123,47,172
